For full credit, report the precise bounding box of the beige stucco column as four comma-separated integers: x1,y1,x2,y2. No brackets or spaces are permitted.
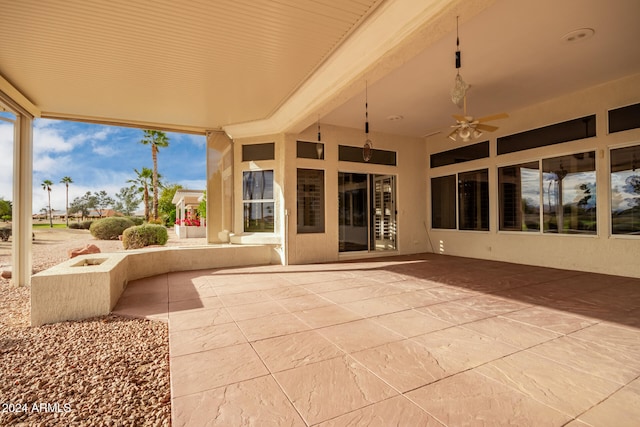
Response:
1,76,38,287
206,131,233,243
12,114,34,286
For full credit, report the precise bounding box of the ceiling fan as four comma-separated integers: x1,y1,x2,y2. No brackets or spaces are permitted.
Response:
448,95,509,142
447,16,508,142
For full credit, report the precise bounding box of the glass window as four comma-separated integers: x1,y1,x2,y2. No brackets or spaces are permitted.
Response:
498,162,540,231
338,145,397,166
242,143,274,161
297,169,325,233
458,169,489,231
431,175,456,229
611,145,640,235
243,170,274,232
609,103,640,134
297,141,324,160
430,141,489,168
542,152,596,234
338,173,369,251
498,115,596,155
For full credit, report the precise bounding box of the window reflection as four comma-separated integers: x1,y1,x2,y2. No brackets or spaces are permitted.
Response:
431,175,456,229
542,152,596,234
243,170,274,232
458,169,489,231
611,145,640,235
499,162,540,232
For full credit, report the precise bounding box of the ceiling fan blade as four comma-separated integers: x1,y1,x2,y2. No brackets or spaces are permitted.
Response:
447,129,458,140
452,114,467,122
422,130,441,138
476,112,509,123
475,124,499,132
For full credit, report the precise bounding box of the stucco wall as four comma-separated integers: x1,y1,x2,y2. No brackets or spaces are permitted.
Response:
425,73,640,278
284,124,429,264
226,74,640,276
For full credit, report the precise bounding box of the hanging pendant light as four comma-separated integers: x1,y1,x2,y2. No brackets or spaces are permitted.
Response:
316,116,324,159
363,81,373,162
450,16,469,108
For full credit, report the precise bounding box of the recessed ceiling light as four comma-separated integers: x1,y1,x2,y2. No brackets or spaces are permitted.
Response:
561,28,595,43
387,115,403,121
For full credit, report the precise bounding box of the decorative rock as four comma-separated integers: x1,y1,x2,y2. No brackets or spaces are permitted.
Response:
68,244,101,259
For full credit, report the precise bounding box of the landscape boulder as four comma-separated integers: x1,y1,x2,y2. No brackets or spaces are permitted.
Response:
68,244,101,259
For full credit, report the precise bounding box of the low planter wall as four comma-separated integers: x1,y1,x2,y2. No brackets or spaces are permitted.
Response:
174,225,207,238
31,244,274,326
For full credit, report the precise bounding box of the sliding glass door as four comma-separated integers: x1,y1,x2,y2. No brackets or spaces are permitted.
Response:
338,172,396,252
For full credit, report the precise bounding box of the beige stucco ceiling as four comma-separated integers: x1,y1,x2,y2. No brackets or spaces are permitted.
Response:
1,0,639,138
0,0,385,132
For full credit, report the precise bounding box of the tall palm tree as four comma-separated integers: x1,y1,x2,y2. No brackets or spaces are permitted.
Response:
139,130,169,221
128,168,154,222
41,179,53,228
60,176,73,227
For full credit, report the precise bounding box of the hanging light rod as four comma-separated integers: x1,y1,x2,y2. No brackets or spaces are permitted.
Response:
455,16,461,70
451,15,469,108
363,81,373,162
316,115,324,159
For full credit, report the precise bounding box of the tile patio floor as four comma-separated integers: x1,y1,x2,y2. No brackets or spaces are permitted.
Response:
112,253,640,426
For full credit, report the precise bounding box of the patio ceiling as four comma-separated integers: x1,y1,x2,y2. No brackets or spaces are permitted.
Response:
0,0,386,132
1,0,639,138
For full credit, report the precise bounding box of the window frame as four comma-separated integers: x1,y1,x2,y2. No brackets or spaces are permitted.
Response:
496,149,598,236
497,160,542,233
430,168,490,232
242,169,275,233
609,142,640,238
296,168,325,234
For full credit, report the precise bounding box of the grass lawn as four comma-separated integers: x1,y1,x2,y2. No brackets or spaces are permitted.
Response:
32,223,68,229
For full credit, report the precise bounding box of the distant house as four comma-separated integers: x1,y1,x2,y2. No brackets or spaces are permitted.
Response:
86,209,120,219
172,190,206,238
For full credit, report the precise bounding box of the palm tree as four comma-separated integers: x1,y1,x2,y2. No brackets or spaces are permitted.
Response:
60,176,73,227
128,168,154,222
41,179,53,228
139,130,169,220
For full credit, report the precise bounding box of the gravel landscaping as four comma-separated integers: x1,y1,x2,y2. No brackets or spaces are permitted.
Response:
0,227,202,426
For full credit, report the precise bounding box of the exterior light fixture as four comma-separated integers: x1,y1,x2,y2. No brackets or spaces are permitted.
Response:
316,117,324,159
363,81,373,162
450,16,469,108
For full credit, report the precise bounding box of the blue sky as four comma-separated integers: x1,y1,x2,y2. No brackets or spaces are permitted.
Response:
0,116,206,213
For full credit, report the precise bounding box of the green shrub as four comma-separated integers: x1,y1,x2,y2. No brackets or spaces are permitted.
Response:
69,221,92,230
122,224,168,249
127,216,144,226
89,217,135,240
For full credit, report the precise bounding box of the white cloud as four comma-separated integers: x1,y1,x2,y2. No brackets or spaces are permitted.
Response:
0,123,14,200
33,154,74,174
33,124,74,153
91,142,117,156
176,179,207,190
33,119,116,154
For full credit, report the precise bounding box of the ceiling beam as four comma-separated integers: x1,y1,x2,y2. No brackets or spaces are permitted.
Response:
0,74,41,118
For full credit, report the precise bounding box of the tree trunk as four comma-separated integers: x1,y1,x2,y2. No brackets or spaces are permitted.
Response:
143,185,150,222
65,184,69,227
48,191,53,228
152,145,159,220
